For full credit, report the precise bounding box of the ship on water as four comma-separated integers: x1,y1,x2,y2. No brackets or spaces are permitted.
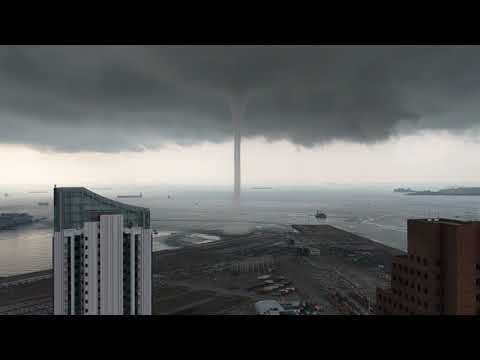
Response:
315,210,327,219
37,202,49,206
117,192,143,199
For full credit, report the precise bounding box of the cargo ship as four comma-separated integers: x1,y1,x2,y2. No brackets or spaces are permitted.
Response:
117,192,143,199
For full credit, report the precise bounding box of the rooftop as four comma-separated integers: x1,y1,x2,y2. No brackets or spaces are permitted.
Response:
409,218,478,226
54,187,150,231
254,300,285,315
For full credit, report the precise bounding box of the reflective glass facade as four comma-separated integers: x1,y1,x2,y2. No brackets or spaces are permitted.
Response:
54,187,150,231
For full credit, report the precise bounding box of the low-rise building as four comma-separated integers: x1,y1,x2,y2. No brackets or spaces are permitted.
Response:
254,300,285,315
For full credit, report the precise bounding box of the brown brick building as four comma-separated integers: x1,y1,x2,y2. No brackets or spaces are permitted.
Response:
376,218,480,315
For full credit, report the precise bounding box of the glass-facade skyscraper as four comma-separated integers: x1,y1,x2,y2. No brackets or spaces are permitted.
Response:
53,187,152,315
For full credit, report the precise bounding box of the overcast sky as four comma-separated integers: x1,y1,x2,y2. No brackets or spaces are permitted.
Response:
1,45,480,188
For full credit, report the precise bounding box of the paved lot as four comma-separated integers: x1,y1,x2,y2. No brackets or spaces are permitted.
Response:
0,225,403,315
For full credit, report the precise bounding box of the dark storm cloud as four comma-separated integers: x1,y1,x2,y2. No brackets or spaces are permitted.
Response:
1,45,480,152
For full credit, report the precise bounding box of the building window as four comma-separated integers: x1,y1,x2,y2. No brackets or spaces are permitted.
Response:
476,264,480,271
393,263,396,269
417,284,421,292
85,237,88,241
423,258,428,266
410,283,414,289
85,254,88,259
424,288,428,295
424,302,428,309
410,255,414,261
410,296,415,303
424,273,428,280
410,269,414,275
393,276,396,281
476,278,480,287
417,256,421,263
378,294,382,300
476,294,480,302
417,271,421,277
436,260,441,267
85,309,88,313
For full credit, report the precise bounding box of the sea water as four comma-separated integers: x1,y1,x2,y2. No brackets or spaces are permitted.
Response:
1,187,480,276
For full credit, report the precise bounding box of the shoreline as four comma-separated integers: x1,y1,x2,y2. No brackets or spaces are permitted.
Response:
2,224,402,314
151,224,403,314
1,224,403,281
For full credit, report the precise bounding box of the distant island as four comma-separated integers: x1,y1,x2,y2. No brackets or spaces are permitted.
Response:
405,187,480,196
393,188,416,193
0,213,34,230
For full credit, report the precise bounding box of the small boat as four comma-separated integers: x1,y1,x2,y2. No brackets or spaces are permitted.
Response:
315,211,327,219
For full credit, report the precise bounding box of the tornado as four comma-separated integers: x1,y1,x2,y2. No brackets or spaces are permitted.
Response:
229,96,247,205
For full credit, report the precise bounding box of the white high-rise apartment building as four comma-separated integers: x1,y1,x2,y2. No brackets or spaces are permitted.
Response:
53,187,152,315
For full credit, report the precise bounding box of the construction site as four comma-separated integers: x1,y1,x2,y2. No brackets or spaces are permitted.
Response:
151,224,403,315
0,224,403,315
